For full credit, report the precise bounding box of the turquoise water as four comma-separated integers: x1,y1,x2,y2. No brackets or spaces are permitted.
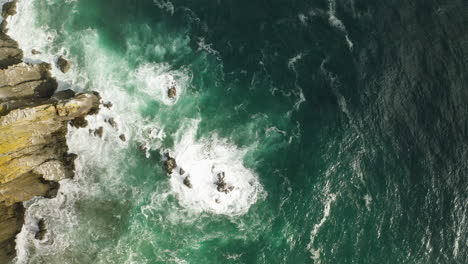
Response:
7,0,468,263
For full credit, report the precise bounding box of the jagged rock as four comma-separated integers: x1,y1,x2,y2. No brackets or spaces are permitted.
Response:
163,153,177,174
70,116,88,128
0,18,100,262
52,89,75,101
0,202,23,263
215,172,234,194
57,56,71,73
1,1,17,19
0,33,22,69
34,219,46,240
0,92,100,205
106,117,117,128
89,126,103,138
179,168,185,175
167,86,176,99
183,176,192,188
0,63,57,102
103,101,112,109
119,134,126,142
31,49,41,55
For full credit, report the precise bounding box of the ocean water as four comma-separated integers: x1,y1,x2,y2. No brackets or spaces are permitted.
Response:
5,0,468,263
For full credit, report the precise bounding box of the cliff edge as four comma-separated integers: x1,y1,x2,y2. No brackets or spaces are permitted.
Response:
0,1,100,262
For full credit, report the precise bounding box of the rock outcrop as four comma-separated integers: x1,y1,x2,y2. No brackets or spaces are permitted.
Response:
0,2,100,262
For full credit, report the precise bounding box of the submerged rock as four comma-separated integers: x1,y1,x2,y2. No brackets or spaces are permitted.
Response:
89,126,104,138
215,172,234,194
183,176,192,188
31,49,41,55
103,101,113,109
57,56,71,73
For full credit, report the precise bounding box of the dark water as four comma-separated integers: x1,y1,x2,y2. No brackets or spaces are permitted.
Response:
8,0,468,263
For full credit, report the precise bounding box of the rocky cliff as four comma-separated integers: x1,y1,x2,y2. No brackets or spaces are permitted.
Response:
0,1,100,262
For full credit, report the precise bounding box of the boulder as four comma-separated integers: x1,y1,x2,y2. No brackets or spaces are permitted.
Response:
34,218,46,240
183,176,192,188
57,56,71,73
31,49,41,55
163,153,177,174
167,86,176,99
106,117,117,128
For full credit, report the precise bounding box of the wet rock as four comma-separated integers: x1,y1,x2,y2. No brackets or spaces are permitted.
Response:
34,219,46,240
52,89,75,101
179,168,185,175
163,153,177,174
139,144,147,152
103,101,113,109
31,49,41,55
70,116,88,128
106,117,117,128
119,134,126,142
215,198,220,204
89,126,103,138
56,56,71,73
215,172,234,194
167,86,176,99
183,176,192,188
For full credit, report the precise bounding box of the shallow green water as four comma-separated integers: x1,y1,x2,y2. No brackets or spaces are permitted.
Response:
6,0,467,263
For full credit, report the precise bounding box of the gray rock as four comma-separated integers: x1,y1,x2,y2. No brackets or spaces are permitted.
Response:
119,134,126,142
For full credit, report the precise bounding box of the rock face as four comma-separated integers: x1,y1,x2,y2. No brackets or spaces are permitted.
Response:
0,1,22,69
0,6,100,262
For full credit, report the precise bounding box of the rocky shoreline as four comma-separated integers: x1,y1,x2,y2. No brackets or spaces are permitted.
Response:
0,1,100,262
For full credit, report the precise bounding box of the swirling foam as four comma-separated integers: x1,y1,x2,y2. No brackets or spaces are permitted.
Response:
166,119,264,216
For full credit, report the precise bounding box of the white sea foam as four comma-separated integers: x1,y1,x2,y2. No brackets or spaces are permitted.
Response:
165,119,264,216
327,0,354,50
133,63,191,106
307,183,336,263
